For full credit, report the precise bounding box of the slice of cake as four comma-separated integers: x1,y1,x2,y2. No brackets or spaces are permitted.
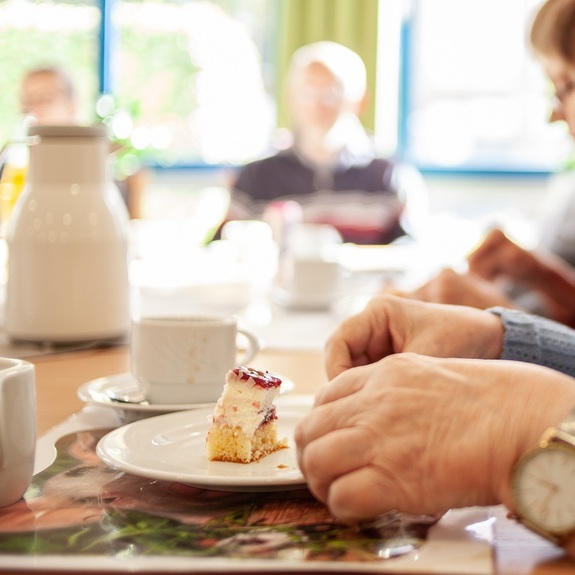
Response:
206,366,288,463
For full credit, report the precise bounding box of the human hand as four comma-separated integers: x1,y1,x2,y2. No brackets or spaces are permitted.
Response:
467,228,539,281
295,353,575,521
467,228,575,290
406,268,516,309
469,229,575,326
324,294,504,379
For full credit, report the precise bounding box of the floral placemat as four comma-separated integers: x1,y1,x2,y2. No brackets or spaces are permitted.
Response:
0,407,494,573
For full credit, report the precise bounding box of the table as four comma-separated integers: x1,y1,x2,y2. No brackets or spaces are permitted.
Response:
31,345,329,437
0,345,574,574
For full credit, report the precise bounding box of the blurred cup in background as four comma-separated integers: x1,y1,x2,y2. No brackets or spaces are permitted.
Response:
274,222,343,310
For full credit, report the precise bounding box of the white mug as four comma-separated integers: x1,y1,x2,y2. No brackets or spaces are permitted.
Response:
131,316,260,404
279,256,342,309
0,358,36,507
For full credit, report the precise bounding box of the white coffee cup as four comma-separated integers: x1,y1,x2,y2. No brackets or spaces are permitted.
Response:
131,316,260,404
279,256,342,309
0,357,36,508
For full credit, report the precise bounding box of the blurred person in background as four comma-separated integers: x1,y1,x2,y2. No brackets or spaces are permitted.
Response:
226,41,425,246
391,0,575,328
0,66,79,228
19,65,78,125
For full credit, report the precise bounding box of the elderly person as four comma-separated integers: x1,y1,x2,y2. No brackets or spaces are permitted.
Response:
295,0,575,558
295,293,575,557
227,41,416,245
400,0,575,327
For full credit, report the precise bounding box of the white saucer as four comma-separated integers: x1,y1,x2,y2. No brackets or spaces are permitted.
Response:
96,405,308,492
78,372,295,415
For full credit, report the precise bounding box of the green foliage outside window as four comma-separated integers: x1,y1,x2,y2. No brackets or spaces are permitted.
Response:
0,0,277,166
113,25,200,168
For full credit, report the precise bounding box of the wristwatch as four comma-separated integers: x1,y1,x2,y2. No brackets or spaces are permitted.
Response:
511,407,575,545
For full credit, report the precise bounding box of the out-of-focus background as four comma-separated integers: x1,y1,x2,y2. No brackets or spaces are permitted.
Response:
0,0,566,239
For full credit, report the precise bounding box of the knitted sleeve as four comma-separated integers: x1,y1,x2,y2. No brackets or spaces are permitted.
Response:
488,307,575,377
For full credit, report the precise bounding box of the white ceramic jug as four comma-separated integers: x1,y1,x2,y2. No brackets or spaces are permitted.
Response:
4,125,130,343
0,357,35,507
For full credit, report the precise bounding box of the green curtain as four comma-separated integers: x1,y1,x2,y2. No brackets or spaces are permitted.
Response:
277,0,379,130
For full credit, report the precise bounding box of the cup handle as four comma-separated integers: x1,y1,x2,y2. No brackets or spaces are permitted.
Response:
235,328,260,365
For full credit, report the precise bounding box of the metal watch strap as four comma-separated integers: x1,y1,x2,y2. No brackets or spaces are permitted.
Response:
558,406,575,436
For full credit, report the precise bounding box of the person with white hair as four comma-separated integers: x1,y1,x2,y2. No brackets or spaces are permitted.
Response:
226,41,416,245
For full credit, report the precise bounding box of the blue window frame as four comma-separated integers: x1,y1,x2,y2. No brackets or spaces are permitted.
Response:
98,0,115,95
102,0,278,169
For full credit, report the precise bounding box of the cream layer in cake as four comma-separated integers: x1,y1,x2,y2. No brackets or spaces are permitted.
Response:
206,366,288,463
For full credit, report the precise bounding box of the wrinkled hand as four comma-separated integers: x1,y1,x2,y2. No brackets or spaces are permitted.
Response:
406,268,516,309
468,228,540,282
469,228,575,289
295,353,575,521
468,229,575,326
324,294,504,379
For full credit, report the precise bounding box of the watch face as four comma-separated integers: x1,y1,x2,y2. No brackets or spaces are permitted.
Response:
513,442,575,535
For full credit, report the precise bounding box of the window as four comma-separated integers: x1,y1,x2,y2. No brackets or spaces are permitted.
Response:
397,0,572,173
0,0,565,175
0,0,100,141
0,0,278,169
109,0,278,168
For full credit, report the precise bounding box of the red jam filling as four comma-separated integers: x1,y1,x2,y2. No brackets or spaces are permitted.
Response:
233,366,282,388
261,406,278,424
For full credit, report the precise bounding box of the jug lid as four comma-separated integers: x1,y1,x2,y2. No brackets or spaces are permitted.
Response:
27,124,108,138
